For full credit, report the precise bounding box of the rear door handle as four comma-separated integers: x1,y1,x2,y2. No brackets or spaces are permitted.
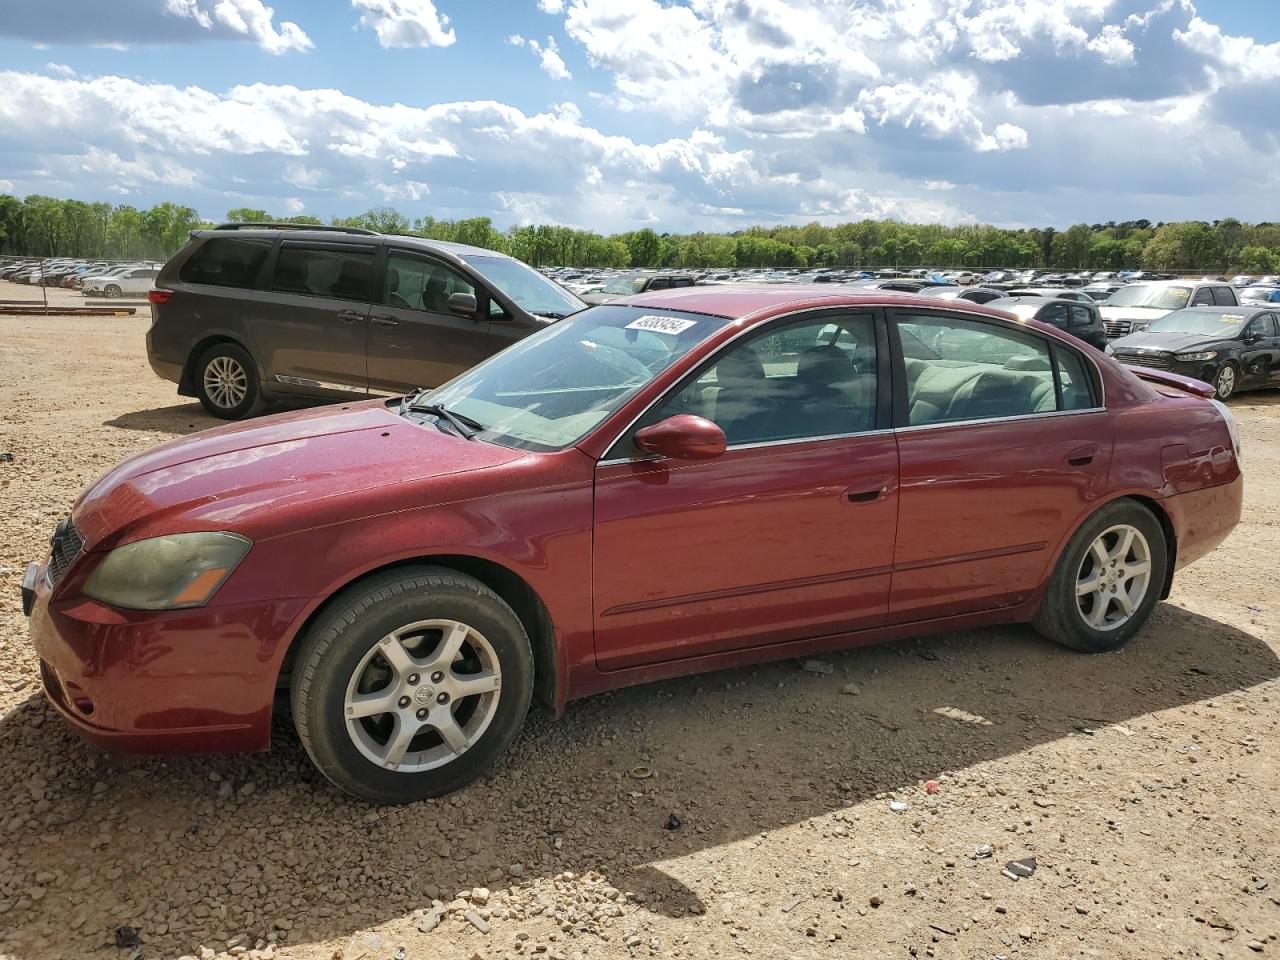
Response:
337,309,365,324
1067,443,1101,466
370,314,399,327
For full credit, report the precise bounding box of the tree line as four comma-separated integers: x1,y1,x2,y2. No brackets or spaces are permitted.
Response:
3,193,1279,275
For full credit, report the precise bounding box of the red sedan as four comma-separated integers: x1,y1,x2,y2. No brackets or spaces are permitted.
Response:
23,288,1243,803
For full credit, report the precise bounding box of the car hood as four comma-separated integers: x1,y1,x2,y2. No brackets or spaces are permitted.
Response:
1099,305,1173,322
1109,331,1226,353
72,400,526,550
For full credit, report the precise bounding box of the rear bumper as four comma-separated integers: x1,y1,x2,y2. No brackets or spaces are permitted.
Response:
144,327,183,385
25,559,309,754
1164,472,1243,573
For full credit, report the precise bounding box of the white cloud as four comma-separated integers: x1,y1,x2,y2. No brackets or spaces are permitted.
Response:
1086,24,1135,66
163,0,311,53
350,0,455,49
508,34,572,81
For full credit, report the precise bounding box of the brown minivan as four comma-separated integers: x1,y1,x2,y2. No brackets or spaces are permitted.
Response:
146,223,586,419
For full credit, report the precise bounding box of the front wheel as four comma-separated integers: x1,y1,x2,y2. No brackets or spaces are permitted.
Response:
290,567,534,804
103,284,121,298
1213,362,1239,400
1033,500,1167,653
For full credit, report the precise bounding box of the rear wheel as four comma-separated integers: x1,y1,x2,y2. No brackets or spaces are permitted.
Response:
1033,500,1167,652
290,567,534,804
194,342,260,419
103,284,121,298
1213,362,1239,400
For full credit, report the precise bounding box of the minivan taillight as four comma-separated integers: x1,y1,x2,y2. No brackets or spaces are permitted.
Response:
147,288,173,305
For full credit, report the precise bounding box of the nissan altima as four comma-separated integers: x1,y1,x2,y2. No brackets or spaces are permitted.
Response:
24,288,1243,803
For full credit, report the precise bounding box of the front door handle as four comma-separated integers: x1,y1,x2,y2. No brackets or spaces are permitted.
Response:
370,314,399,327
842,480,891,504
337,310,365,324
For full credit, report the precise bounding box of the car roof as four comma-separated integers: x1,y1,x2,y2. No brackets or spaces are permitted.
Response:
608,283,1018,322
193,227,512,260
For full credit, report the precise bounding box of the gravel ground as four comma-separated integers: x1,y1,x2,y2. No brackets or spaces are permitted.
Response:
1,308,1277,960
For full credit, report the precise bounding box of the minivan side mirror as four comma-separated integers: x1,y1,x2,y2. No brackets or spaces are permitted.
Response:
447,292,478,314
633,415,727,461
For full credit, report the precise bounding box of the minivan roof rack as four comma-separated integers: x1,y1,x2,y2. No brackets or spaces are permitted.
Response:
212,222,381,236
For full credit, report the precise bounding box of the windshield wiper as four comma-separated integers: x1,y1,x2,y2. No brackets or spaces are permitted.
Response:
402,394,483,440
532,310,567,319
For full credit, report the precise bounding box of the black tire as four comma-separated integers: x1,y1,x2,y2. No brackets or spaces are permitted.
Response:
1213,361,1239,400
1033,499,1168,653
290,567,534,804
103,284,121,298
193,342,261,420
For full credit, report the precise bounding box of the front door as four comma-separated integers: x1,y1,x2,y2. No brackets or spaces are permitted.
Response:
888,309,1112,622
256,240,375,398
366,250,499,394
593,310,898,671
1240,313,1280,387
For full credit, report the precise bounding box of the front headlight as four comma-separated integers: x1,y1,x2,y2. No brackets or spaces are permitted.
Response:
83,532,251,610
1104,343,1115,355
1175,350,1218,362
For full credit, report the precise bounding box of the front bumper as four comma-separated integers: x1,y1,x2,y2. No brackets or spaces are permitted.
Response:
1109,351,1220,384
24,558,309,754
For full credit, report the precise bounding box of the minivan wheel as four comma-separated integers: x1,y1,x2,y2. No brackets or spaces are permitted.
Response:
194,342,260,419
1213,362,1239,400
1032,500,1167,653
290,567,534,804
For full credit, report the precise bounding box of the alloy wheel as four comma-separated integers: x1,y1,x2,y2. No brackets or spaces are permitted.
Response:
1075,523,1153,632
343,619,502,772
203,355,249,409
1215,365,1236,399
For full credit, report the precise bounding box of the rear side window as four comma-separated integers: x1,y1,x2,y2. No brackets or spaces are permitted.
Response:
178,238,270,289
896,315,1058,425
271,244,375,302
1055,348,1096,411
1211,286,1236,305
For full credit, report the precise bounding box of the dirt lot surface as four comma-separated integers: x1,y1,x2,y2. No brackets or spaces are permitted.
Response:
1,307,1277,960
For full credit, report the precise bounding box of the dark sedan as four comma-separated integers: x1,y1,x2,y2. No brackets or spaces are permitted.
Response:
987,297,1106,349
1106,305,1280,399
921,285,1007,305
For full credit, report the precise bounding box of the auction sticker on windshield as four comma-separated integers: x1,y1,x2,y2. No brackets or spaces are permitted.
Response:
626,315,698,335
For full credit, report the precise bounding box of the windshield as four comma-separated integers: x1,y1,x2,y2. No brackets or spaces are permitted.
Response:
1145,309,1247,336
424,304,729,451
463,254,585,318
602,275,647,294
1104,284,1192,310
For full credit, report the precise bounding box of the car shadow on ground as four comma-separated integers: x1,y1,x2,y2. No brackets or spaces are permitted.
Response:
0,604,1275,958
103,404,216,435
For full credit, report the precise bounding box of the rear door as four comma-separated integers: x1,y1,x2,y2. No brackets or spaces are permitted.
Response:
255,240,376,398
889,309,1111,621
365,249,500,394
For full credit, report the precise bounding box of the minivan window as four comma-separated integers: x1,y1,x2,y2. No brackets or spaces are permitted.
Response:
461,254,585,319
178,237,271,289
272,244,375,302
384,252,477,313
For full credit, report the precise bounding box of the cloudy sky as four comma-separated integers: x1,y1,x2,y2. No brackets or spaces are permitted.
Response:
0,0,1276,232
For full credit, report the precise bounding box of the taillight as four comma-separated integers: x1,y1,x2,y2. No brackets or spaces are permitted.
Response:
147,288,173,305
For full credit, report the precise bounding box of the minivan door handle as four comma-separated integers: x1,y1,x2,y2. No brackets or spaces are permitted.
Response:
337,309,365,324
370,314,399,327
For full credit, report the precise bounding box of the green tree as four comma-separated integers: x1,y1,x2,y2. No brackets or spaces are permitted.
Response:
1237,245,1276,274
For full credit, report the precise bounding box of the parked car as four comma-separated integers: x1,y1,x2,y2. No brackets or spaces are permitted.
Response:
582,273,697,304
920,285,1007,304
986,297,1106,348
1239,285,1280,304
1005,287,1095,303
1100,280,1238,339
147,224,588,419
1083,282,1125,302
82,266,160,297
1106,305,1280,399
25,287,1242,803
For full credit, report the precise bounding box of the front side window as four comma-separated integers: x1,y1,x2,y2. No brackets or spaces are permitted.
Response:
384,252,477,314
426,305,729,452
896,314,1059,425
1038,303,1070,328
641,313,879,447
1068,305,1094,328
271,244,375,302
178,237,271,289
1211,286,1236,306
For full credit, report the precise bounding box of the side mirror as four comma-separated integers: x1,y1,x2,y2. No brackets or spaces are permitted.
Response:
634,415,726,461
447,292,478,314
